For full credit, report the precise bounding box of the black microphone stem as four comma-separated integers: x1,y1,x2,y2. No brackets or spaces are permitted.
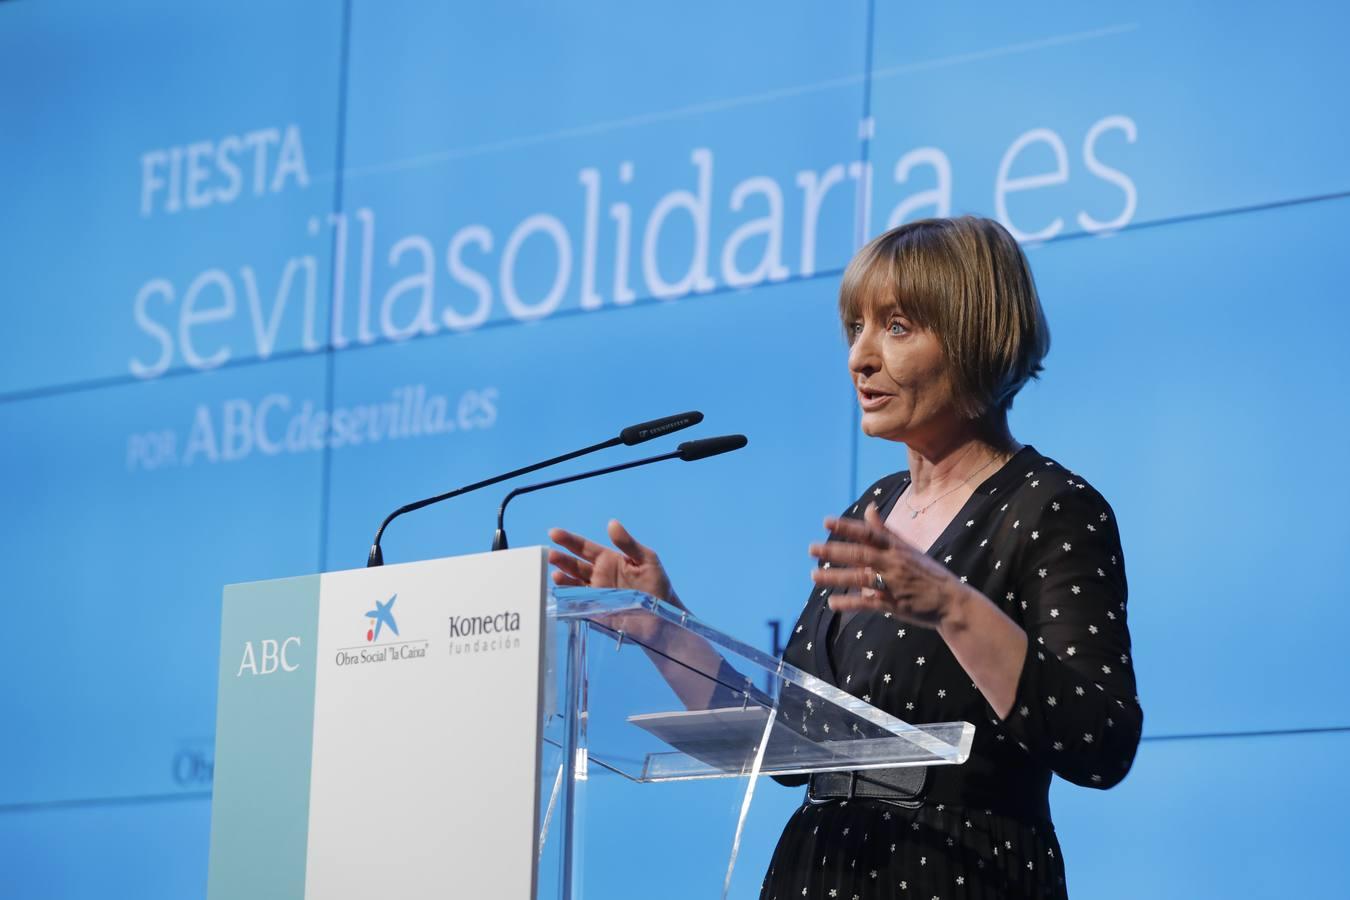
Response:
367,411,706,566
493,449,681,550
369,436,621,566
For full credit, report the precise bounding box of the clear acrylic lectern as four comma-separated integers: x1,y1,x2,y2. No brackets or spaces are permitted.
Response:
538,587,974,900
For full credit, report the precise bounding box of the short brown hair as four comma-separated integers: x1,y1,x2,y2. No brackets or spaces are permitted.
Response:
838,216,1050,420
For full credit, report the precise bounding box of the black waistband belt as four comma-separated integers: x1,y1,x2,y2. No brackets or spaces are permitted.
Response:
808,766,927,806
807,761,1052,824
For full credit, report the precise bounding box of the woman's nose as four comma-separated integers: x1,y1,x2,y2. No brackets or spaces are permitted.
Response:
848,327,880,376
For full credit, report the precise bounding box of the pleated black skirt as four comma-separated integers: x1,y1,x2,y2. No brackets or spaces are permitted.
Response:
759,797,1068,900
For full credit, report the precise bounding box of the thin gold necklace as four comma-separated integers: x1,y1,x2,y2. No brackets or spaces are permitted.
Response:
901,450,1009,520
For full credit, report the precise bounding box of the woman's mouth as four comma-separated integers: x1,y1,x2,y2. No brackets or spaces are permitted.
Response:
858,388,893,411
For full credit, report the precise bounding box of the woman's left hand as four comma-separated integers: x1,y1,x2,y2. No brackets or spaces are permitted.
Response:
809,502,966,629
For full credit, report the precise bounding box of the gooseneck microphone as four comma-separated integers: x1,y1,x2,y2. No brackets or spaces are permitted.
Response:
366,411,703,566
491,434,748,551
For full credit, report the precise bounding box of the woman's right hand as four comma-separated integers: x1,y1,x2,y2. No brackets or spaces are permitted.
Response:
547,519,682,608
551,521,728,711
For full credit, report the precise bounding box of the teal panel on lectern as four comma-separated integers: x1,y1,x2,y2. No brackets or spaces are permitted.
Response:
207,575,321,900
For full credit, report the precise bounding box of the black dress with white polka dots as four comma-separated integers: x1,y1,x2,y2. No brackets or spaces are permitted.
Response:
759,444,1143,900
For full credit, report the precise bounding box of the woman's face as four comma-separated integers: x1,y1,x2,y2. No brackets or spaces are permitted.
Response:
846,302,958,444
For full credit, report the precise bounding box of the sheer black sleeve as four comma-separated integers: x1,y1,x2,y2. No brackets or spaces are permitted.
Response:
983,481,1143,788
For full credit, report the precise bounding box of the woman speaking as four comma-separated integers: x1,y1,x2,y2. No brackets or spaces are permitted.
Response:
548,216,1143,899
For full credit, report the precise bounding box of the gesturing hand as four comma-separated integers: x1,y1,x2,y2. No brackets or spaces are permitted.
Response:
548,520,680,607
809,502,964,629
548,520,685,647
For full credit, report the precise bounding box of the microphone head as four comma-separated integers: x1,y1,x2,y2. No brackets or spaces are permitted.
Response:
619,411,704,445
677,434,748,462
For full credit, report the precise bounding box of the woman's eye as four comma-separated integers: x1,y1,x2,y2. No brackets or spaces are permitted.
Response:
889,320,907,336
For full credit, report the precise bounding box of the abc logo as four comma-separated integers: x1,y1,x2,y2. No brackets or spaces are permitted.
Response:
235,637,302,677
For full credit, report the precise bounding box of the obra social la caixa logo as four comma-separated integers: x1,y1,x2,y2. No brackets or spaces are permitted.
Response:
335,593,429,668
365,594,399,642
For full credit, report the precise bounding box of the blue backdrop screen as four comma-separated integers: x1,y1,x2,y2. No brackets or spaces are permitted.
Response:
2,2,1347,897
